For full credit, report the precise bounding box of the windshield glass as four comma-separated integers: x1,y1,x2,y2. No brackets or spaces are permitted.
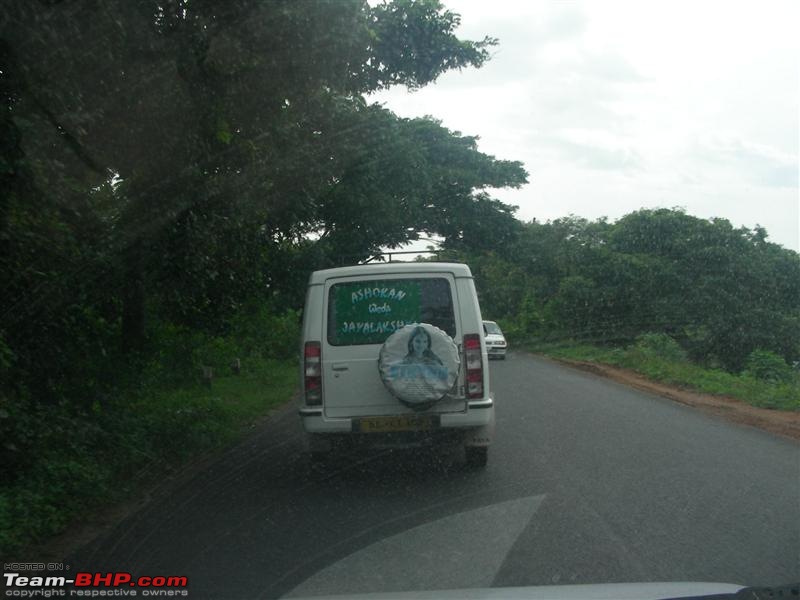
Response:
484,322,503,335
2,0,798,598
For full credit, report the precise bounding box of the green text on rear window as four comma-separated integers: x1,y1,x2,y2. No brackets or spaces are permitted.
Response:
327,278,455,346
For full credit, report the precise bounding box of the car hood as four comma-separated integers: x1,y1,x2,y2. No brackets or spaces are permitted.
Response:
289,582,745,600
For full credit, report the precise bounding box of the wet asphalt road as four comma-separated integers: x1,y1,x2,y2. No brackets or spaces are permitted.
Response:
71,352,800,598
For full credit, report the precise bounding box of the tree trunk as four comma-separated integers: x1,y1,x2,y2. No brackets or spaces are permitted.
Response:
121,240,145,353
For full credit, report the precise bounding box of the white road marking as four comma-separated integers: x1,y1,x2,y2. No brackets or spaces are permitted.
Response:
284,494,545,597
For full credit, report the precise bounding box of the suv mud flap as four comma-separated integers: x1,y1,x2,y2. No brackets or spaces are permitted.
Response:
463,410,495,448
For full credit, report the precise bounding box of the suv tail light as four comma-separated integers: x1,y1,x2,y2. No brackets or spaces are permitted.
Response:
463,334,484,398
304,342,322,406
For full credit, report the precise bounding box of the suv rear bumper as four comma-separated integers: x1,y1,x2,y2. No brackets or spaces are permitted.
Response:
301,399,492,428
300,398,494,443
299,399,494,448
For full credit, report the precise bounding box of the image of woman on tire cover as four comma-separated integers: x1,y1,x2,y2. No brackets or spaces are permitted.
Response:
402,326,443,365
389,326,451,405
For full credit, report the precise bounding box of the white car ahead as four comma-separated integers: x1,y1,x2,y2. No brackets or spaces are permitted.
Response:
483,320,507,359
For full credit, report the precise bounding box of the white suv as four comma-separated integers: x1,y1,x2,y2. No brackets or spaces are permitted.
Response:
299,262,494,466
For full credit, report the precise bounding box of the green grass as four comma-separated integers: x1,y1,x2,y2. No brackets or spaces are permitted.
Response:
526,341,800,411
0,357,297,557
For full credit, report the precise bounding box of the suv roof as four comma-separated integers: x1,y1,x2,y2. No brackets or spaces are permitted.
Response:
308,262,473,284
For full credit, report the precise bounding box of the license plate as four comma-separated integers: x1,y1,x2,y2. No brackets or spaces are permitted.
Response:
355,415,435,433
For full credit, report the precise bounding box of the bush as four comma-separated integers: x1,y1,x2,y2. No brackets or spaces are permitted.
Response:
142,306,301,386
744,349,794,384
496,317,524,343
141,321,204,386
193,335,243,371
230,305,301,360
631,332,688,363
0,392,46,482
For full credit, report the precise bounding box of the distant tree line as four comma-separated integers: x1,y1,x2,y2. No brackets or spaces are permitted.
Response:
442,209,800,373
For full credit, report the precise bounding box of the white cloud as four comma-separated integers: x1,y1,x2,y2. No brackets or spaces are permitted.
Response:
688,136,798,189
370,0,800,250
547,129,644,172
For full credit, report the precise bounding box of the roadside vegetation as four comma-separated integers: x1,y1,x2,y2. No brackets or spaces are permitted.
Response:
438,212,799,412
527,335,799,411
0,309,299,556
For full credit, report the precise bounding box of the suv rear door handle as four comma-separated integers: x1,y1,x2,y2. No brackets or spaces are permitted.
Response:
332,363,349,371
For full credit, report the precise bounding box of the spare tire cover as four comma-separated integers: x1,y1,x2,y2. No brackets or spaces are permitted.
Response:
378,323,460,408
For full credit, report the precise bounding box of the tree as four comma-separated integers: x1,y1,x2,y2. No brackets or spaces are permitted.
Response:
459,209,799,368
0,0,524,408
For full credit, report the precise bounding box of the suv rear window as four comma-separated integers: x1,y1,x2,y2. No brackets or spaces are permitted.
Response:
327,278,455,346
484,322,502,335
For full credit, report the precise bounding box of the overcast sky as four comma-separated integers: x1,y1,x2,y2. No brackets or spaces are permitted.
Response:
370,0,799,251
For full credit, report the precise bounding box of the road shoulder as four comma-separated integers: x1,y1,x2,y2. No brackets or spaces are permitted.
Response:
27,393,301,565
535,354,800,442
